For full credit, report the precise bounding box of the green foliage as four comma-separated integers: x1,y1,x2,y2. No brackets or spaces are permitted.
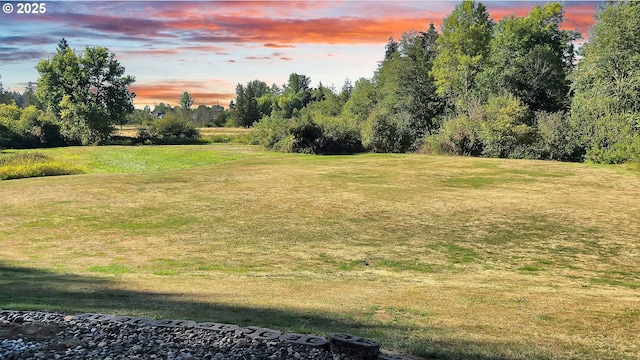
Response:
286,73,311,93
426,94,536,158
149,114,200,140
397,25,443,137
128,107,155,125
343,78,377,124
535,111,582,161
232,83,260,127
480,94,534,158
310,115,363,154
430,106,483,156
431,0,493,107
580,112,640,164
252,113,363,154
251,113,290,150
570,2,640,164
179,92,194,110
0,104,65,148
0,151,82,180
251,113,322,153
362,109,412,153
286,116,324,154
358,25,443,153
480,3,579,112
36,39,135,145
178,103,228,128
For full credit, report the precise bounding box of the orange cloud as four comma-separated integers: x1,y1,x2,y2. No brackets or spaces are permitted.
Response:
180,16,440,45
264,43,296,48
485,2,597,39
130,81,235,108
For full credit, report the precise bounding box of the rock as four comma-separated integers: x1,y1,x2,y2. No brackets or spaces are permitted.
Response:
329,333,380,360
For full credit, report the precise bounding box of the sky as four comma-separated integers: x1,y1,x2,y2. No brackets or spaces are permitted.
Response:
0,0,601,109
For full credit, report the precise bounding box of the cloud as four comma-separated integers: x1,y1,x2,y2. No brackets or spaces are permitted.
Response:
0,48,49,63
129,80,235,107
181,15,433,45
485,2,597,38
27,3,444,46
264,43,296,48
244,52,292,61
118,45,229,58
14,2,597,50
0,35,58,46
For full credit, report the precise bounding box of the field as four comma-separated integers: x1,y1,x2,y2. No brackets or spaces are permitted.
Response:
1,144,639,359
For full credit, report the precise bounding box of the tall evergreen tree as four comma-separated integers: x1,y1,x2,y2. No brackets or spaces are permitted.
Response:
400,23,443,136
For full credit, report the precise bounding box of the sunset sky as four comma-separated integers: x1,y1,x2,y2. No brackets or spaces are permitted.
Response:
0,0,600,109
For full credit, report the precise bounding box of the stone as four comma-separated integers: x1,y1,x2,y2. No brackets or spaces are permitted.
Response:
238,326,281,341
280,333,328,348
329,333,380,360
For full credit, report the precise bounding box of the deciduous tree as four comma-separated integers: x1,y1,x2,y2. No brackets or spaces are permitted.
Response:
36,39,135,144
480,3,579,112
570,1,640,163
431,0,493,110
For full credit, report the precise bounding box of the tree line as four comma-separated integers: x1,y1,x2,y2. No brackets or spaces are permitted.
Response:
1,1,639,163
239,1,640,163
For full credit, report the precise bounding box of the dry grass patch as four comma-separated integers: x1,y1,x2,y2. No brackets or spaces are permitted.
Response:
1,148,639,359
113,125,251,143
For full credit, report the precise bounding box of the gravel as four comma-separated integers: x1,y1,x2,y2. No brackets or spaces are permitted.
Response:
0,311,408,360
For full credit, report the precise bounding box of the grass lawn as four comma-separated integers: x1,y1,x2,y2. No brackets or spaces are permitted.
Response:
1,144,639,359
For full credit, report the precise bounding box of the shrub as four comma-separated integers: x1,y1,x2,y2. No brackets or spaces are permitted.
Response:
0,104,66,149
361,109,412,153
420,133,455,155
534,111,583,161
251,113,290,150
577,112,640,164
252,113,364,154
287,117,324,154
307,113,363,154
479,94,534,158
436,114,483,156
136,127,156,143
152,114,200,139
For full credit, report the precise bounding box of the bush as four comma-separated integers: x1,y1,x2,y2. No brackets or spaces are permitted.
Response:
136,127,156,143
0,104,66,149
152,114,200,139
251,113,290,150
435,114,483,156
310,114,363,154
287,118,324,154
479,94,534,158
252,113,364,154
361,109,412,153
576,112,640,164
420,133,455,155
534,111,583,161
252,114,322,153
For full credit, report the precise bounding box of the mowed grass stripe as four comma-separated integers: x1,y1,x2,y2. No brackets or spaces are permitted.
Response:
40,144,255,174
1,146,639,359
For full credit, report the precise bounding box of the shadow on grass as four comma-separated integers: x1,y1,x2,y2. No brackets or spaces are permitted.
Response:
1,262,549,360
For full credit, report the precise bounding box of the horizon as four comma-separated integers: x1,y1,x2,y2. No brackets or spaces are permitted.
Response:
0,0,600,109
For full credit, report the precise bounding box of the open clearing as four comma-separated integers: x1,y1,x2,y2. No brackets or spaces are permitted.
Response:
1,144,639,359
